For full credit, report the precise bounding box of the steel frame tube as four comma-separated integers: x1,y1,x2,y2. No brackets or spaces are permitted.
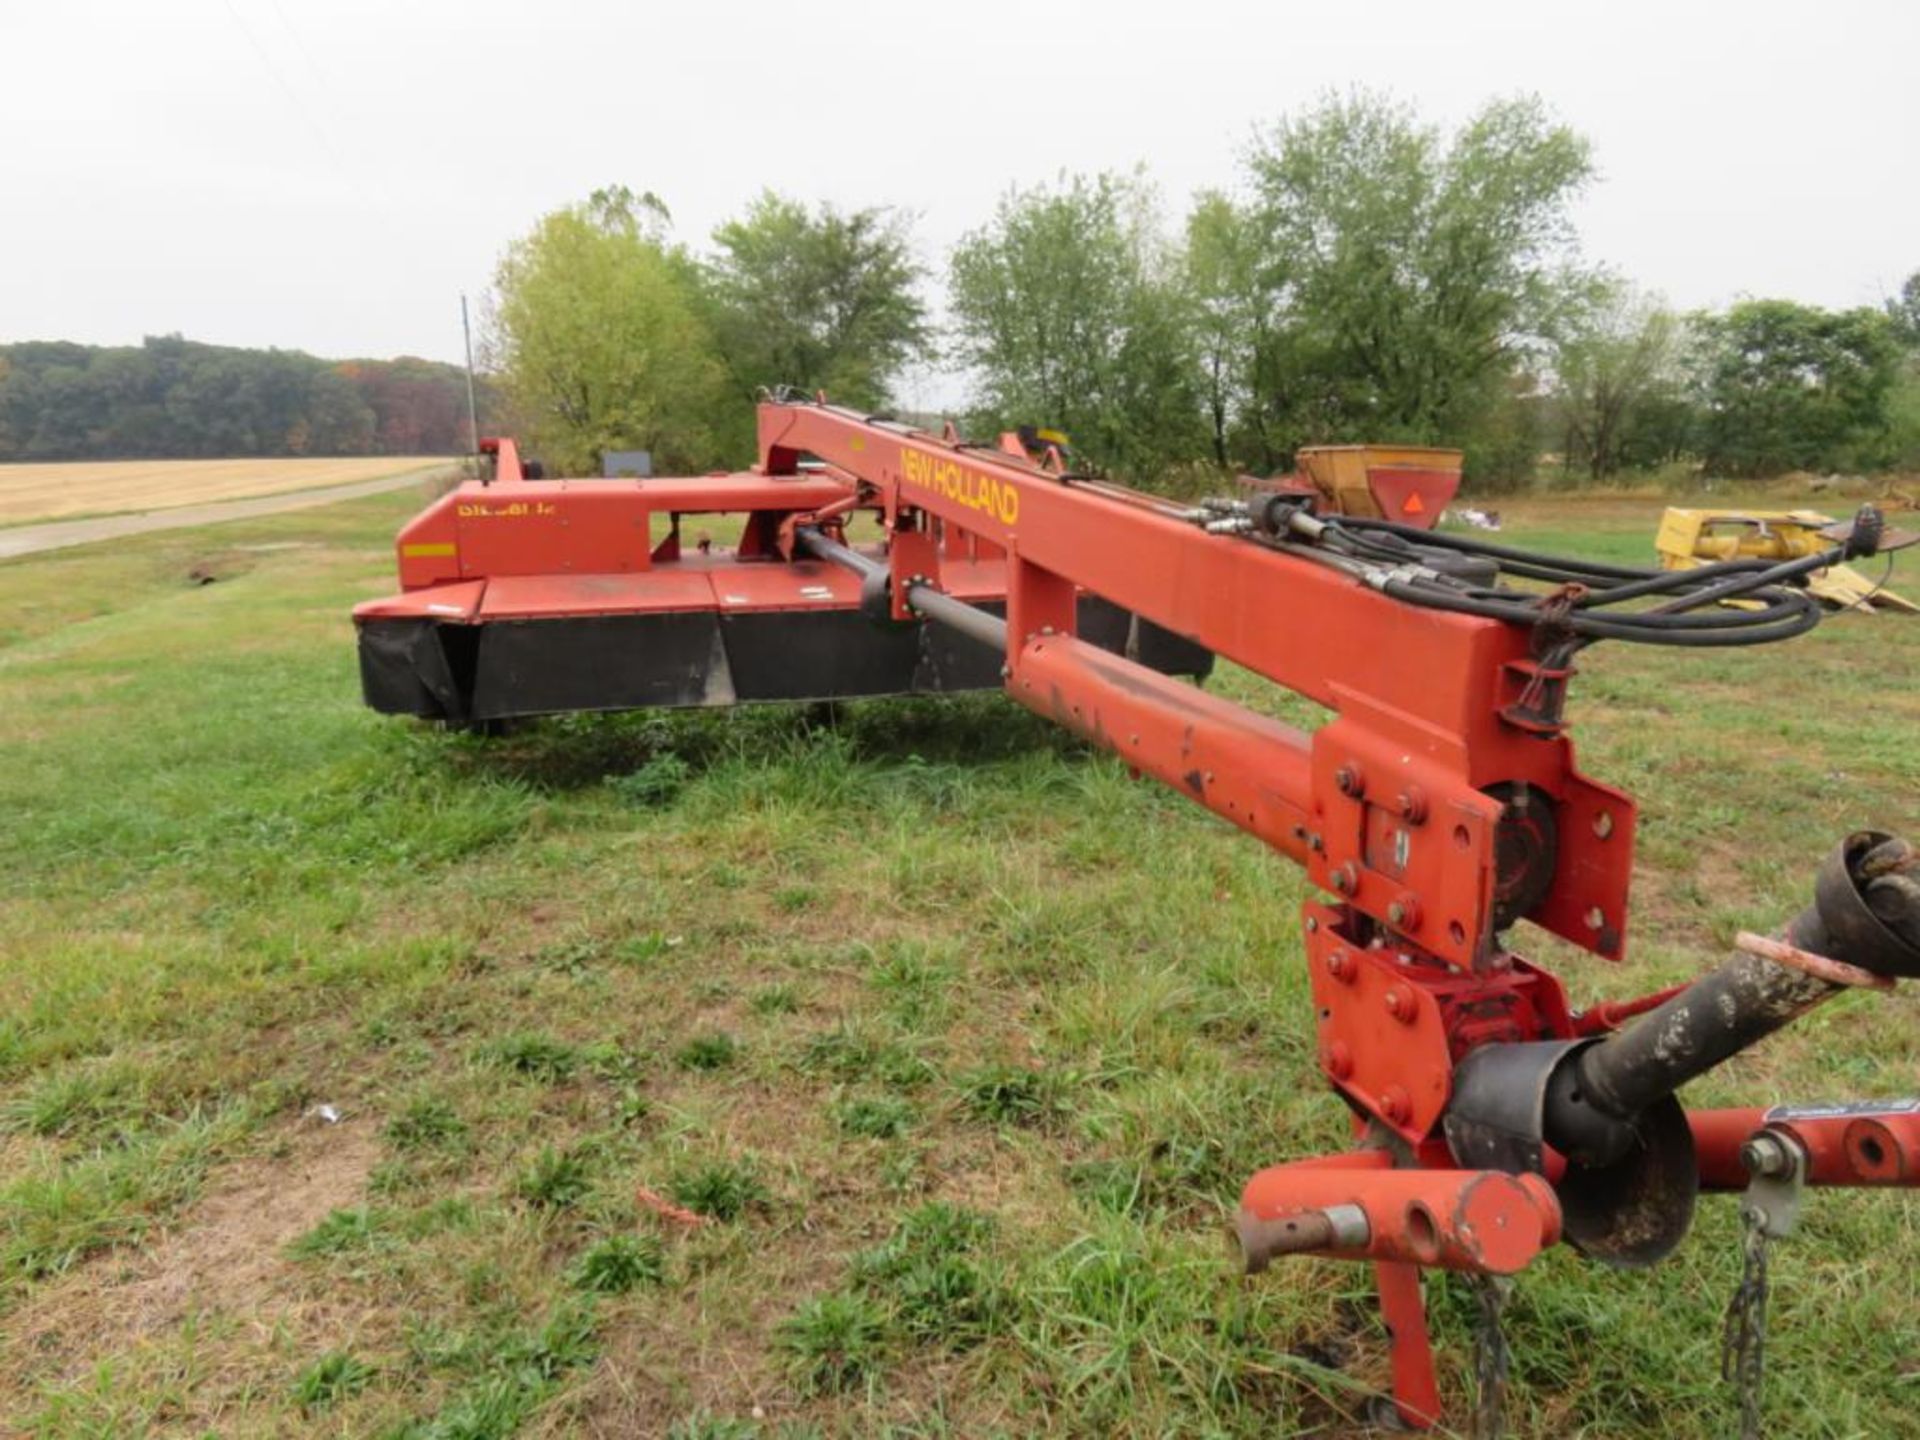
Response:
1691,1105,1920,1190
794,524,881,577
905,584,1008,650
796,525,1010,651
1238,1152,1562,1275
1011,631,1315,865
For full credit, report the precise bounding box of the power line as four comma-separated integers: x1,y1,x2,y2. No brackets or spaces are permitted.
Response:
216,0,349,182
262,0,333,93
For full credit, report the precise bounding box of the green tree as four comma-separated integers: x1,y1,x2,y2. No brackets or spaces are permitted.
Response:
1693,300,1901,476
1882,272,1920,468
489,188,728,474
1183,192,1275,467
949,170,1203,479
0,336,465,461
1237,93,1593,476
1551,285,1688,480
703,192,927,413
304,367,378,453
1885,270,1920,350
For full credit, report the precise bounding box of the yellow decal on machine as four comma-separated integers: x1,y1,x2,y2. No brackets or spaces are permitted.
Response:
402,542,457,558
457,501,557,518
900,448,1019,525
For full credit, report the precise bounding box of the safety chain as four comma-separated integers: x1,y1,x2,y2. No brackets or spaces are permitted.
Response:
1720,1207,1771,1440
1468,1273,1513,1440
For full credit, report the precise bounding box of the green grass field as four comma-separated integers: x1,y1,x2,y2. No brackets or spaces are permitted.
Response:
1,488,1916,1438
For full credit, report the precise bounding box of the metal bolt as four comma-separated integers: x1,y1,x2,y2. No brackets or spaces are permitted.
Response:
1396,787,1428,823
1308,832,1325,853
1327,950,1356,984
1741,1133,1794,1178
1330,863,1358,894
1304,916,1319,934
1334,763,1365,798
1381,1087,1411,1124
1384,984,1417,1024
1326,1042,1354,1079
1387,894,1421,930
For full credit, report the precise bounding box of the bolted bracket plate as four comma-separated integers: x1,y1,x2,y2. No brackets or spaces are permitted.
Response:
1306,902,1453,1143
1742,1131,1808,1240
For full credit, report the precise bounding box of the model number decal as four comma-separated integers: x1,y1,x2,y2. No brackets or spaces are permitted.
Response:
900,448,1019,525
458,501,556,518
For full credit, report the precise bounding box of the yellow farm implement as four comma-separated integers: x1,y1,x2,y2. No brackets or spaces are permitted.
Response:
1655,508,1919,614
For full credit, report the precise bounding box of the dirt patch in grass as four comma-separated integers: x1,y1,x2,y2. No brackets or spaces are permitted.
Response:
563,1264,800,1435
7,1114,381,1388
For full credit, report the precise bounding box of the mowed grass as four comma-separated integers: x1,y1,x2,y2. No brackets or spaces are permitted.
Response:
0,457,456,528
0,487,1916,1438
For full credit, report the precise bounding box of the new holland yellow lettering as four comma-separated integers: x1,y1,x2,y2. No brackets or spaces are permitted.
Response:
898,446,1019,527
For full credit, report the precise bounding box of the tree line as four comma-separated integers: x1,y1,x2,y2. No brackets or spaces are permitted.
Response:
492,94,1920,490
0,336,479,461
7,94,1912,485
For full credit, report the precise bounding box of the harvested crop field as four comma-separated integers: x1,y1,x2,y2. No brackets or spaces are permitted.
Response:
0,487,1915,1438
0,457,455,527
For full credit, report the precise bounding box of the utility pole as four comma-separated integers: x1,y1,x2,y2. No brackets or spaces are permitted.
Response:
460,293,481,459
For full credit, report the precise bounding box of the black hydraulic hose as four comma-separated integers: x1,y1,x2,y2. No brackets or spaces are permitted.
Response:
1404,577,1816,630
1345,524,1808,607
1376,576,1823,646
1647,545,1845,614
1336,523,1740,596
1338,515,1660,580
1322,522,1717,600
1318,512,1828,646
1566,558,1788,606
1334,513,1837,610
1575,591,1813,630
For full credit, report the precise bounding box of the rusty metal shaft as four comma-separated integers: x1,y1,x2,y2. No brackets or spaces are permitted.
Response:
1236,1206,1359,1271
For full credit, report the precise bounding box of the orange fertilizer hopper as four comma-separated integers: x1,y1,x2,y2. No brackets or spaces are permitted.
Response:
1242,445,1464,531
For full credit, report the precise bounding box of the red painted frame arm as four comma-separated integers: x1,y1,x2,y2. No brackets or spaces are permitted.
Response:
758,401,1635,974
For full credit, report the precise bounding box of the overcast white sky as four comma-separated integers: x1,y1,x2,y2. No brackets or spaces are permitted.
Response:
4,0,1915,410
